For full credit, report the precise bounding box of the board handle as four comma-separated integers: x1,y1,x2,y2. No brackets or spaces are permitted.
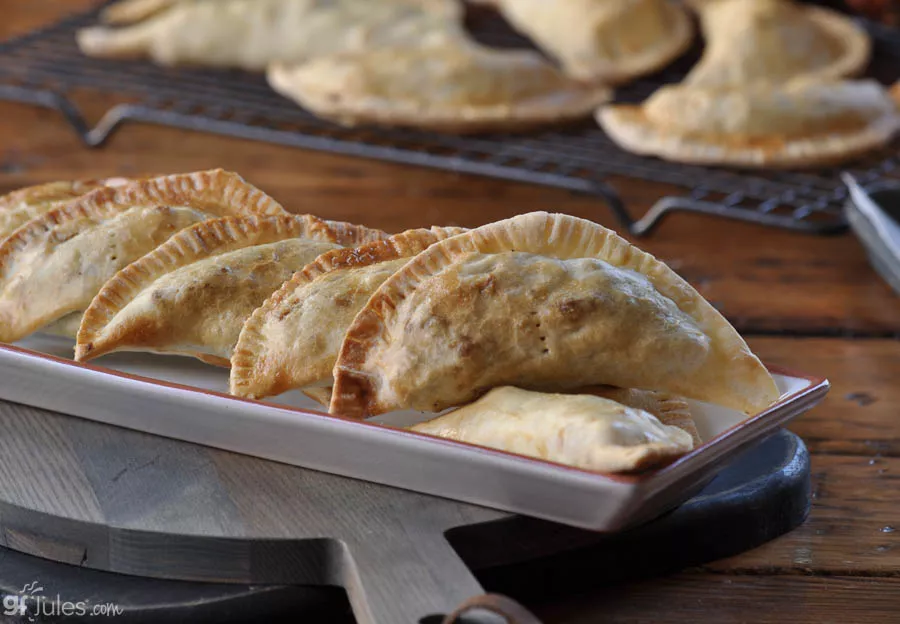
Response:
443,594,543,624
342,532,542,624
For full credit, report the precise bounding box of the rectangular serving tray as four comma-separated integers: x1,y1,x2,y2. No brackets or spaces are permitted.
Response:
0,335,829,531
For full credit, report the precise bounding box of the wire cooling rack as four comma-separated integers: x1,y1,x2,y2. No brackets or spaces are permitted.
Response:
1,1,899,235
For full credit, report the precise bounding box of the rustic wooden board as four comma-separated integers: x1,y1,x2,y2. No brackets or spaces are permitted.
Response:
0,548,351,624
0,401,808,624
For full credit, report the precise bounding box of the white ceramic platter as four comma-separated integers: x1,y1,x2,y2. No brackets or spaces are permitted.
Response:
0,335,829,531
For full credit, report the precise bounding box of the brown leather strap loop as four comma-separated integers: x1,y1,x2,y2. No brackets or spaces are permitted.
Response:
442,593,543,624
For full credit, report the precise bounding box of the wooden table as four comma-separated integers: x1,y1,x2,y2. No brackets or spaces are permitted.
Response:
3,2,900,622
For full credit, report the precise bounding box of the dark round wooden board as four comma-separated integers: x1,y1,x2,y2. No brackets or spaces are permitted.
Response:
0,402,809,623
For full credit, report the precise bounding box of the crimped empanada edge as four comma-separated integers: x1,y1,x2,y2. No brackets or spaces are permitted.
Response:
0,179,107,212
0,169,287,285
319,219,389,247
597,101,900,169
330,211,778,418
625,391,703,449
74,213,335,362
229,225,466,398
584,386,702,448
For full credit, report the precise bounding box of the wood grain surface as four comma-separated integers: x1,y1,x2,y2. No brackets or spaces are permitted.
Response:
0,402,810,624
1,2,899,622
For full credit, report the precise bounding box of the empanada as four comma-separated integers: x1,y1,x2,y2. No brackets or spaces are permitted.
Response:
304,383,703,447
230,225,466,398
0,177,131,242
330,212,779,418
78,0,464,71
684,0,870,87
598,79,900,168
493,0,693,84
0,169,287,343
411,386,694,473
267,42,611,133
76,214,386,365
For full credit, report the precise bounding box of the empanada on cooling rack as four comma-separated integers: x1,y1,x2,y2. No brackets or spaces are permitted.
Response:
411,387,694,473
78,0,463,71
330,212,779,418
598,79,900,168
0,170,287,343
267,43,611,133
230,225,466,398
0,177,132,242
76,214,386,365
493,0,693,84
684,0,870,87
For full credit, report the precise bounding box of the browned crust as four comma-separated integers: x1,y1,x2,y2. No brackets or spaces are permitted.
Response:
229,225,465,398
329,211,776,418
320,219,390,246
0,169,287,285
0,177,135,243
74,213,335,362
295,225,465,283
0,178,119,211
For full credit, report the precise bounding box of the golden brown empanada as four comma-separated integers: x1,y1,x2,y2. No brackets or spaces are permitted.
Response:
493,0,693,84
230,225,466,398
598,79,900,168
0,177,132,242
330,212,779,418
75,214,386,365
411,387,694,473
684,0,870,87
78,0,463,71
0,169,287,343
267,42,611,133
